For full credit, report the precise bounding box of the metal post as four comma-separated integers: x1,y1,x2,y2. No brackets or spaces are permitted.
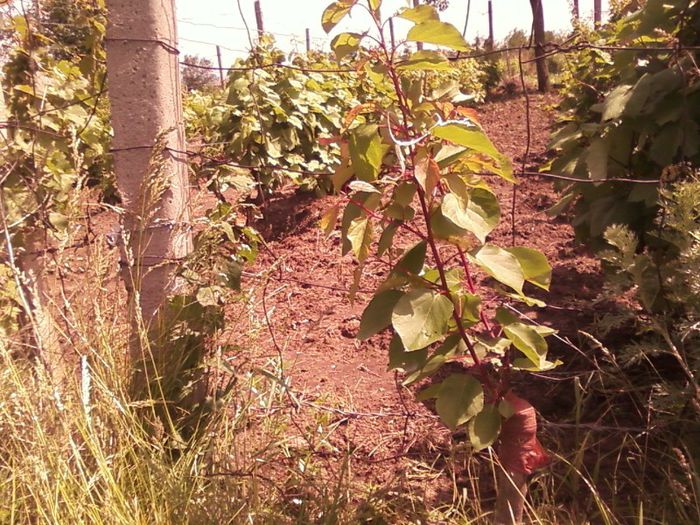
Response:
305,27,311,52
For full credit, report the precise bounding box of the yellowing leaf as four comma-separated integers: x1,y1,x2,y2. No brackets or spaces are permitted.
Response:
397,50,452,71
322,0,357,33
406,21,469,52
347,216,373,262
331,32,362,61
398,5,439,23
320,205,340,237
414,148,440,195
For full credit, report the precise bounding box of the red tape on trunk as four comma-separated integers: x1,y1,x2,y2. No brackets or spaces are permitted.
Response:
497,392,550,475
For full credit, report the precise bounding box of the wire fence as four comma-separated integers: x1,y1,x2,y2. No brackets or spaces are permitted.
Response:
3,0,689,239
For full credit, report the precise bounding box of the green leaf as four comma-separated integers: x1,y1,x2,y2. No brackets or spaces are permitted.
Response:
377,223,398,257
431,125,513,181
498,399,515,418
406,20,469,52
506,247,551,291
472,244,525,294
393,240,426,276
320,205,340,237
513,358,561,371
341,192,380,255
601,85,633,121
415,382,442,401
460,293,481,324
435,374,484,430
388,333,429,372
348,124,388,181
322,0,356,33
392,288,453,351
402,334,463,385
503,322,548,369
331,32,362,60
347,216,373,262
48,212,69,232
585,138,608,181
469,404,501,451
358,290,404,340
397,50,452,71
441,188,500,243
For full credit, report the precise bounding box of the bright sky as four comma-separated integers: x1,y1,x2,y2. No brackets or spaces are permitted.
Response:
176,0,610,65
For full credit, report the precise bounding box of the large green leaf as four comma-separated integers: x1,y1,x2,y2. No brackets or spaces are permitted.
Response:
322,0,356,33
358,290,404,340
468,404,501,451
471,244,525,294
441,188,500,243
506,247,552,290
392,288,453,351
435,374,484,430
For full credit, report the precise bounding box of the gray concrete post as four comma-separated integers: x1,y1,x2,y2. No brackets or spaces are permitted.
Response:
105,0,192,323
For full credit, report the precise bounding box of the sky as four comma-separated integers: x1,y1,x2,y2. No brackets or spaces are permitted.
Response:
176,0,611,66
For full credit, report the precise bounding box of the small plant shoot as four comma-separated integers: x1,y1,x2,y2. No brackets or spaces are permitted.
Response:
320,0,555,473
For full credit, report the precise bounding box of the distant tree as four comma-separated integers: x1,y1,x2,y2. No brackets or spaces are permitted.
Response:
181,55,218,92
426,0,449,11
504,28,529,49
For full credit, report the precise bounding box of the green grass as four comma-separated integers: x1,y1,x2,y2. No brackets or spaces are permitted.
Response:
1,248,698,524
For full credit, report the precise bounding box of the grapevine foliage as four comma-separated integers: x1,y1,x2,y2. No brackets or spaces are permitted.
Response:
321,1,556,454
549,0,700,246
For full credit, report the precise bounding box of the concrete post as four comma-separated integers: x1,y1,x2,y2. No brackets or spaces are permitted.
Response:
487,0,494,50
104,0,192,325
216,45,225,88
